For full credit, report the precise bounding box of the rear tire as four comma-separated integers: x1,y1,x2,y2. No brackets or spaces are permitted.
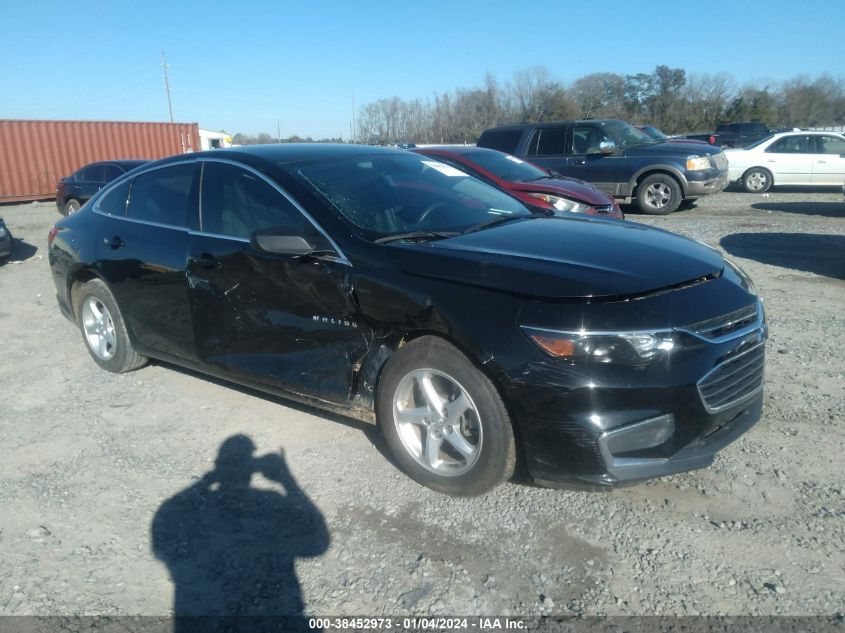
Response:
76,279,147,373
64,199,81,215
377,336,516,496
636,174,682,215
741,168,772,193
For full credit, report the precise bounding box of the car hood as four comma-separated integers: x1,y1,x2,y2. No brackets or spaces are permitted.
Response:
508,178,613,206
389,216,724,299
623,141,723,157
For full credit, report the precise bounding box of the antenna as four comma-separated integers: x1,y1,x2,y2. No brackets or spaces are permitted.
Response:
161,51,174,123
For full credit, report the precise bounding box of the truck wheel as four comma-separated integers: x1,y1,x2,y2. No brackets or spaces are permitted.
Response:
377,336,516,496
742,168,772,193
636,174,682,215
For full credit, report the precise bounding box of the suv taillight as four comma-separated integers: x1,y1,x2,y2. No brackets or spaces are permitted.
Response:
709,135,716,144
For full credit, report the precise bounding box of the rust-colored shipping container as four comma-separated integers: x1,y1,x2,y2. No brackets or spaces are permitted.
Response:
0,119,201,203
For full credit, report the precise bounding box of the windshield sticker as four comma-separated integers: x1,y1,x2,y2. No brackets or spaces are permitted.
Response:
422,160,468,177
505,155,524,164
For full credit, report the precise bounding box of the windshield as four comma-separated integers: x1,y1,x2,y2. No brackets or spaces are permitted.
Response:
460,150,549,182
283,153,531,239
742,134,775,150
640,126,668,141
600,121,656,148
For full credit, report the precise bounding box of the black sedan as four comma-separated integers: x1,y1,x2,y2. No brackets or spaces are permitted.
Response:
0,218,12,261
48,145,767,495
56,160,147,216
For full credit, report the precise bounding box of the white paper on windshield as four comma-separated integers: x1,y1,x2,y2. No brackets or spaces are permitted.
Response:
422,160,468,177
505,155,524,164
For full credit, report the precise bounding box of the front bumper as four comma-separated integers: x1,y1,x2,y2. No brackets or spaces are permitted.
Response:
0,229,12,259
686,171,729,198
507,293,767,488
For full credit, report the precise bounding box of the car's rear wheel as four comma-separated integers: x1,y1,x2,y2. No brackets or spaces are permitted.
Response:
64,199,81,215
377,336,516,496
76,279,147,373
636,174,682,215
741,168,772,193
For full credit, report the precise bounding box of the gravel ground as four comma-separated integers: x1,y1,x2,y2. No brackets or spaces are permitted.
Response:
0,189,843,620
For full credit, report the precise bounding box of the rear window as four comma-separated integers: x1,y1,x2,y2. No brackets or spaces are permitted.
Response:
477,129,523,153
740,123,768,134
127,163,195,227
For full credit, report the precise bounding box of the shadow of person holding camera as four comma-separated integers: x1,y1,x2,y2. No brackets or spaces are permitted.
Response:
152,435,329,632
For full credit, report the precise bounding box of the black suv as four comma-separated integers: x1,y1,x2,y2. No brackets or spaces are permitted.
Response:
56,160,147,216
478,120,729,214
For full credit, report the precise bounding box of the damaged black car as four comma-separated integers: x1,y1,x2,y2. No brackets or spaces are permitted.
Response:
48,145,767,495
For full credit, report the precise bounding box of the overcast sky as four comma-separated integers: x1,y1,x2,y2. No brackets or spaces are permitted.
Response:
2,0,842,139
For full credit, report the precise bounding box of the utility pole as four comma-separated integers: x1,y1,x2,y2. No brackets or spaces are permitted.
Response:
351,91,356,144
160,51,174,123
277,119,281,144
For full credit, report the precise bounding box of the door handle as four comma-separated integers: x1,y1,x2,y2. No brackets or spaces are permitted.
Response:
103,236,125,249
572,159,586,166
189,252,220,269
816,160,827,164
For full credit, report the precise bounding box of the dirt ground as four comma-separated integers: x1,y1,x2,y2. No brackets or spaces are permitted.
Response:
0,188,843,620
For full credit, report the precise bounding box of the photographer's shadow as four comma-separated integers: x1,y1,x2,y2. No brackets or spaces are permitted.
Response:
152,435,329,631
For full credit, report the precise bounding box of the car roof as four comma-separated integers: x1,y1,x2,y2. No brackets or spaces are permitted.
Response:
183,143,408,164
415,145,500,156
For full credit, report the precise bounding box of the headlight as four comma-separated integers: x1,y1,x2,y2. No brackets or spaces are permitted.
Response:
0,226,6,237
724,257,757,295
686,155,711,171
526,193,590,213
521,326,676,365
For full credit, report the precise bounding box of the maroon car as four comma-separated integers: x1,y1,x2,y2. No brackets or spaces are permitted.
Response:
412,146,624,219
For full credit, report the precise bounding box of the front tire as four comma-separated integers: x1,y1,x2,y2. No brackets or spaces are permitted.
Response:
377,336,516,496
741,168,772,193
636,174,682,215
76,279,147,373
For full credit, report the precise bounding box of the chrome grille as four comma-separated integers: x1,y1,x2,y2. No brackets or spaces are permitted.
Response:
712,152,728,170
697,342,765,413
685,302,758,340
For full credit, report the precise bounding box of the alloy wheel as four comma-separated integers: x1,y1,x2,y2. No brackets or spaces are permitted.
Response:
392,368,482,476
645,183,672,210
82,297,117,360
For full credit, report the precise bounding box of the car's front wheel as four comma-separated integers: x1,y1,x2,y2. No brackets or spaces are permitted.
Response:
741,168,772,193
377,336,516,496
636,174,682,215
76,279,147,373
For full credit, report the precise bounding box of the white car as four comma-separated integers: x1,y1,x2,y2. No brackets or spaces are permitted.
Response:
725,131,845,192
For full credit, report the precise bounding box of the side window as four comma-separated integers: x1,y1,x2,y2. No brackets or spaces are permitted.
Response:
570,125,606,154
816,135,845,154
80,164,105,183
532,128,568,156
98,180,131,216
478,129,523,153
102,165,123,182
127,163,195,227
200,162,313,242
767,136,812,154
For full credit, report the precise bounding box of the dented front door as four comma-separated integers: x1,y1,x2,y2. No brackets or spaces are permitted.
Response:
186,232,370,403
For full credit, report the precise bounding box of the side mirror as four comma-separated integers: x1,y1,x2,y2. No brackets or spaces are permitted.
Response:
599,141,617,155
251,230,315,256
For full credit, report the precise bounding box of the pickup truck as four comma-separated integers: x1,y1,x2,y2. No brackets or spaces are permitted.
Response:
686,122,772,149
477,119,729,214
